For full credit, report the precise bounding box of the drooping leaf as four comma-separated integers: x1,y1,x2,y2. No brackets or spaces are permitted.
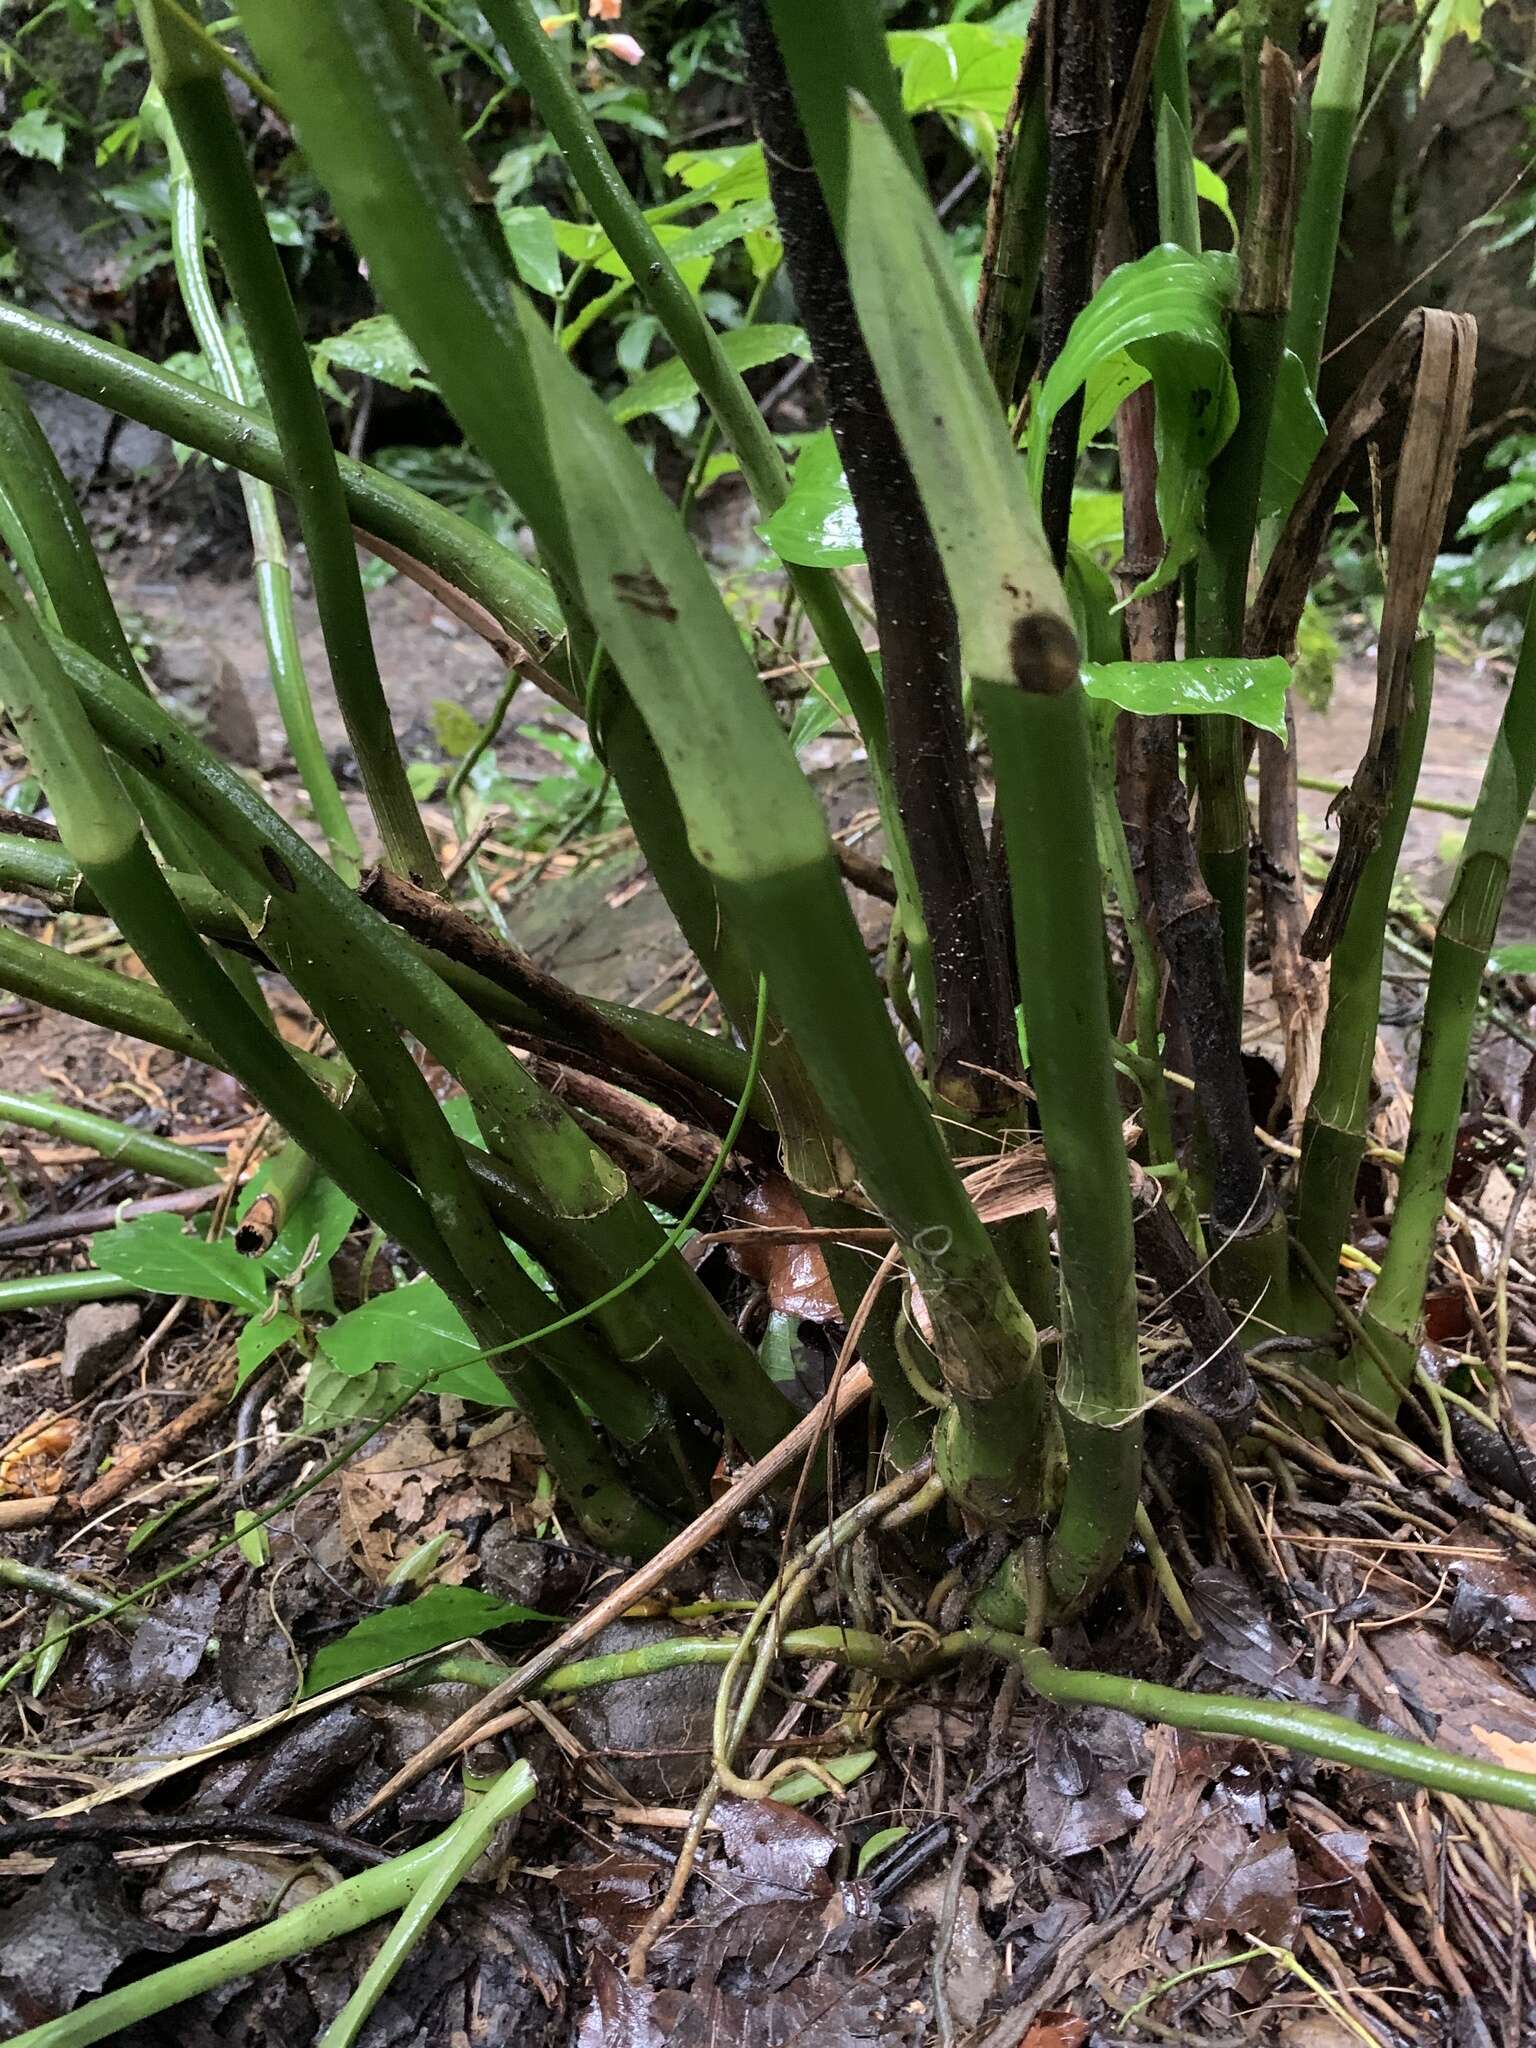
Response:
1421,0,1490,88
1192,158,1237,241
500,203,563,297
318,1276,516,1407
316,313,434,391
302,1583,549,1696
610,324,810,425
759,428,864,567
1259,348,1328,529
1029,244,1239,594
1081,656,1292,739
91,1212,269,1312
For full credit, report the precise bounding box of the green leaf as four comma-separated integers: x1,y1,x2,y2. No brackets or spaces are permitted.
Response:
552,208,772,295
234,1169,357,1281
1081,657,1292,739
1030,245,1239,596
886,25,1025,122
664,143,769,210
1192,158,1237,241
500,203,563,298
302,1584,549,1697
432,698,484,756
407,759,443,800
234,1509,270,1569
125,1483,217,1554
318,1277,515,1407
610,324,811,426
856,1824,910,1875
772,1748,878,1807
1489,944,1536,976
6,110,67,168
1260,349,1327,530
317,314,434,392
1421,0,1489,88
91,1212,268,1312
789,673,855,751
759,428,864,567
236,1309,300,1390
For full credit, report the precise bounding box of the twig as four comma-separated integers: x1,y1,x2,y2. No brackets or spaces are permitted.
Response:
341,1362,874,1826
0,1810,389,1868
0,1181,218,1253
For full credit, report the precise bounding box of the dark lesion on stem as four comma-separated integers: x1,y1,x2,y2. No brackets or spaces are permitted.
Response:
739,0,1019,1123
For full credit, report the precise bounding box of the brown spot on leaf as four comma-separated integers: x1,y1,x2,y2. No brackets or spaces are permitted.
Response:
612,570,678,622
260,845,297,893
1008,613,1079,696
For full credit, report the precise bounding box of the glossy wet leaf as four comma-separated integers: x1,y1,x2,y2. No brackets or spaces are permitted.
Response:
302,1582,548,1696
1030,245,1238,594
1081,657,1292,739
500,203,563,297
609,323,810,425
316,313,434,391
91,1211,268,1312
759,427,864,568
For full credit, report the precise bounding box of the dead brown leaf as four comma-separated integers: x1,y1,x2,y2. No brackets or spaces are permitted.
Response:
727,1178,839,1321
0,1412,78,1497
338,1414,543,1584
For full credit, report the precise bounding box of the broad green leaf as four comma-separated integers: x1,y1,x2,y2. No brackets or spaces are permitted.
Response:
490,136,557,200
1070,488,1125,561
302,1584,549,1697
553,205,773,294
1489,944,1536,976
759,429,864,567
1081,657,1292,739
789,674,855,751
236,1309,300,1390
302,1353,413,1431
886,25,1025,122
92,1212,268,1312
500,203,563,298
857,1824,910,1875
317,313,434,392
1030,245,1238,595
664,143,769,210
610,325,810,426
6,111,66,168
1462,478,1536,538
318,1277,516,1407
234,1169,357,1280
432,697,484,756
1259,349,1327,529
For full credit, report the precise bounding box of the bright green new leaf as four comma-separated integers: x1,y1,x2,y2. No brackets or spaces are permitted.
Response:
856,1824,910,1875
234,1509,270,1569
318,1275,517,1407
759,428,863,567
6,110,67,169
665,143,769,210
92,1211,269,1312
886,25,1025,122
236,1309,300,1389
610,324,810,425
302,1583,549,1697
432,697,484,757
772,1748,878,1807
553,203,773,293
1081,657,1293,739
1193,158,1237,242
1489,943,1536,976
500,203,563,297
1421,0,1489,89
1259,348,1327,529
317,313,434,392
1030,245,1239,595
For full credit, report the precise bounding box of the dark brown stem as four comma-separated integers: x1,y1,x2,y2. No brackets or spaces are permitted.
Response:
1130,1164,1256,1437
739,0,1019,1121
1258,705,1324,1126
0,1813,390,1869
1038,0,1109,568
975,20,1047,406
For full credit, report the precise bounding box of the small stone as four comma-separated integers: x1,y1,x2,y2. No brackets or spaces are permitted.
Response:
478,1524,585,1614
60,1301,141,1400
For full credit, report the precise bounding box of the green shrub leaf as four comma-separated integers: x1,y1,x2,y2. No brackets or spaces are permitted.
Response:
610,324,810,425
318,1276,517,1407
759,428,863,567
316,313,434,391
500,203,563,297
302,1584,550,1697
1029,245,1239,596
1081,657,1292,739
886,25,1025,122
91,1211,269,1311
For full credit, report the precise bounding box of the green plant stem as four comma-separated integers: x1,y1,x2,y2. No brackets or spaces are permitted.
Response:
1355,599,1536,1407
152,94,362,886
484,0,934,1075
0,1271,141,1312
1293,636,1432,1306
137,0,439,886
1290,770,1536,830
315,1762,536,2048
978,683,1141,1613
242,0,1043,1522
1286,0,1378,389
0,300,567,687
8,1770,534,2048
981,1634,1536,1817
0,1556,133,1621
0,1087,220,1189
